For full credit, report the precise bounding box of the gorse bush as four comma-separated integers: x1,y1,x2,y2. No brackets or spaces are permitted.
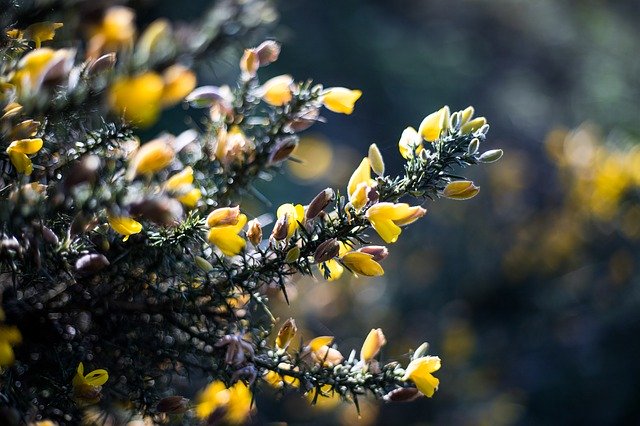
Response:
0,1,502,424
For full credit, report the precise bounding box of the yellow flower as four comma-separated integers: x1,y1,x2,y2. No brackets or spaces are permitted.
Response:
442,180,480,200
418,106,450,142
12,48,75,94
0,317,22,367
340,251,384,277
347,157,375,211
107,214,142,241
263,364,300,389
207,213,247,256
127,137,175,178
306,384,342,410
195,380,253,424
360,328,386,363
165,167,201,208
72,362,109,404
109,72,165,127
206,206,241,227
161,64,197,106
259,74,293,106
87,6,136,58
136,19,171,61
6,138,43,175
321,87,362,115
276,203,305,239
215,125,255,166
365,202,426,244
307,336,344,367
398,126,423,159
23,22,63,48
402,356,441,397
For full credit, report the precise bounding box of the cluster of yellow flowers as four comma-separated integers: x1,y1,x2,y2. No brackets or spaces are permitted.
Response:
194,380,253,424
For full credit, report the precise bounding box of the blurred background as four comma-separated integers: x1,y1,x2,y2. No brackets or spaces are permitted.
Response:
153,0,640,424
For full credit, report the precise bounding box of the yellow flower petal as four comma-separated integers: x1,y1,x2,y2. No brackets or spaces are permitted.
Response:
365,202,426,243
84,369,109,387
360,328,386,363
127,137,175,178
418,106,449,142
402,356,441,397
23,22,63,48
442,180,480,200
7,150,33,175
398,126,423,159
341,251,384,277
206,206,240,227
161,64,197,106
276,203,305,238
7,138,43,154
195,381,229,419
207,214,247,256
347,157,373,201
309,336,334,352
109,72,164,127
178,188,201,208
107,215,142,241
166,167,194,189
322,258,344,281
259,74,293,106
321,87,362,115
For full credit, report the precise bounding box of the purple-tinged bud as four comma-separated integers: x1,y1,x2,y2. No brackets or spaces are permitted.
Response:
75,253,110,276
314,238,340,263
357,246,389,262
255,40,281,66
269,136,298,164
383,387,421,403
306,188,334,220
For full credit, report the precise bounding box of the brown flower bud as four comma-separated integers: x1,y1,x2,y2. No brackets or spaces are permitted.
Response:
69,213,99,237
86,52,117,75
246,219,262,246
129,197,183,226
156,396,190,414
306,188,334,220
75,253,110,276
269,136,298,164
255,40,281,66
40,226,59,246
314,238,340,263
271,216,289,241
283,107,323,133
357,245,389,262
383,387,421,403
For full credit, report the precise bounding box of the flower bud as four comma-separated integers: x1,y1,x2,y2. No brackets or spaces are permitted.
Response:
357,245,388,262
40,225,59,246
269,136,298,164
306,188,334,220
86,52,117,75
276,318,297,350
368,143,385,176
478,149,503,163
9,119,40,140
246,219,262,246
442,180,480,200
459,106,475,125
240,49,259,79
285,246,300,263
467,138,480,155
156,396,190,414
383,387,421,402
127,137,175,179
360,328,386,363
255,40,281,66
258,74,293,106
460,117,486,135
271,216,289,241
283,107,322,132
206,206,241,227
129,197,183,226
195,256,214,272
412,342,430,360
186,85,233,109
314,238,340,263
75,253,110,276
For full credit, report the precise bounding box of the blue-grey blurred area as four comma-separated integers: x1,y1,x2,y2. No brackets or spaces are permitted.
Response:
151,0,640,424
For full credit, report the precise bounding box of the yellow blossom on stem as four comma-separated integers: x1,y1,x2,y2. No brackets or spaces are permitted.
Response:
347,157,375,211
195,380,253,424
307,336,343,367
127,137,175,178
442,180,480,200
276,203,305,239
0,313,22,366
321,87,362,115
165,167,201,208
321,241,350,281
365,202,427,244
398,126,423,159
360,328,386,363
402,356,441,397
341,251,384,277
87,6,136,58
109,72,165,127
107,214,142,241
6,138,43,175
206,206,241,227
275,318,297,351
72,362,109,405
418,106,450,142
12,48,75,94
207,213,247,256
161,64,197,106
23,22,63,48
258,74,293,106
